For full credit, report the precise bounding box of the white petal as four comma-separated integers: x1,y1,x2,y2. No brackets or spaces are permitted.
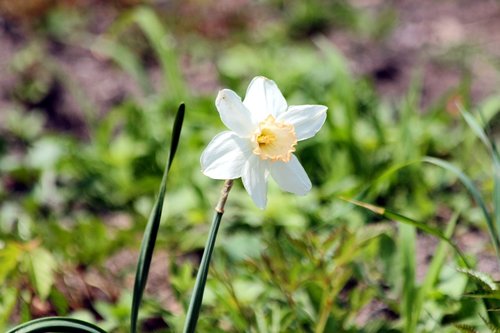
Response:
241,155,269,209
201,131,251,179
270,155,312,195
216,89,255,137
277,105,327,141
243,76,288,123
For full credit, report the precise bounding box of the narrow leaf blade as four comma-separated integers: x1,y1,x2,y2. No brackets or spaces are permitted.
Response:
130,103,185,333
424,156,500,256
459,105,491,149
340,197,468,264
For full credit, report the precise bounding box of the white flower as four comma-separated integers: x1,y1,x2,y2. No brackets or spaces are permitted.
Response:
201,76,328,209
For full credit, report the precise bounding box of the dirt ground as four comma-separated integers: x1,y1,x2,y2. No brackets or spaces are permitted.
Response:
335,0,500,105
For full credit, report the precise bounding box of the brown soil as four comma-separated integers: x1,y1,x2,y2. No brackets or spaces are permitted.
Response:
332,0,500,106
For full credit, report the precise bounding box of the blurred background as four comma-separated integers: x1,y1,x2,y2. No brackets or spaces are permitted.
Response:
1,0,500,332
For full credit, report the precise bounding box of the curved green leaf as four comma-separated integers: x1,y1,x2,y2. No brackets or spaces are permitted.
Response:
7,317,106,333
459,105,491,149
458,268,497,291
340,197,468,265
343,196,500,326
423,156,500,258
458,106,500,259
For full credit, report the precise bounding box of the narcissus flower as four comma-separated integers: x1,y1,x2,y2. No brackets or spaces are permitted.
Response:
201,76,327,209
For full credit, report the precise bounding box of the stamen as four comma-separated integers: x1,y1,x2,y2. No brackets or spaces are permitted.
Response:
257,129,276,145
251,115,297,162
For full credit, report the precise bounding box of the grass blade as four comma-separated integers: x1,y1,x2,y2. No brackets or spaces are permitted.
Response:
400,222,416,332
7,317,106,333
464,291,500,300
411,212,459,331
130,103,185,333
423,157,500,259
92,37,152,95
133,7,187,99
340,197,467,264
101,6,186,98
493,152,500,257
459,105,491,149
342,197,500,326
459,106,500,260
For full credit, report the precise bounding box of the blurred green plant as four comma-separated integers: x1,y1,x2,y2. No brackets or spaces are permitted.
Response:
2,2,500,332
6,103,184,333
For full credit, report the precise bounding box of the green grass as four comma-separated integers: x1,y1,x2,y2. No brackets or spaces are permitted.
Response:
1,2,500,332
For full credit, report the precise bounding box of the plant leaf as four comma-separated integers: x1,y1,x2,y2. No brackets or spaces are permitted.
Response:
410,212,459,331
0,243,23,285
454,324,479,333
458,268,497,291
482,314,500,333
132,7,186,98
423,156,500,258
492,148,500,257
459,105,491,149
26,247,57,301
458,106,500,251
130,103,185,333
400,222,416,333
6,317,106,333
458,268,500,327
340,197,469,266
91,37,152,95
465,290,500,299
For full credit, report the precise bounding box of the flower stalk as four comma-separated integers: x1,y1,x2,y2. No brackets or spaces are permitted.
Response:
183,179,234,333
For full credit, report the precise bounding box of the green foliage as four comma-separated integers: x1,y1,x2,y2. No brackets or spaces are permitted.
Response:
191,224,390,332
26,247,57,301
6,317,107,333
2,1,500,332
131,103,185,333
455,324,480,333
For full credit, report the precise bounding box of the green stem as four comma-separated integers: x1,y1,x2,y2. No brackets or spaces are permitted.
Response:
183,180,233,333
314,267,350,333
315,294,334,333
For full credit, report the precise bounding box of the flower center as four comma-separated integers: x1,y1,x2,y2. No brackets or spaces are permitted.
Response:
256,129,276,145
252,115,297,162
